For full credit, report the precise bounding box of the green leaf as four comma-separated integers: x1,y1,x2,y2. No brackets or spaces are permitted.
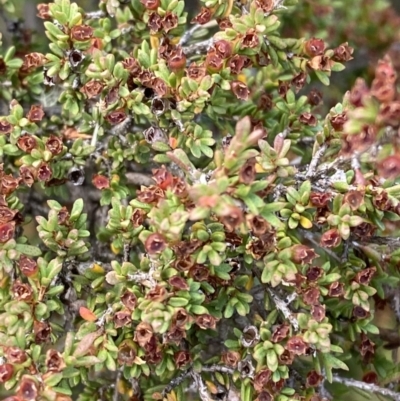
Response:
315,70,330,86
70,198,84,221
15,244,42,257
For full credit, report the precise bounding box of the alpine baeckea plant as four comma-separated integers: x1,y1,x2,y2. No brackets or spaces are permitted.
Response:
1,0,400,400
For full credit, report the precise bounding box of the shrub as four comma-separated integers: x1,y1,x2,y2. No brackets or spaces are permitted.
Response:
0,0,400,400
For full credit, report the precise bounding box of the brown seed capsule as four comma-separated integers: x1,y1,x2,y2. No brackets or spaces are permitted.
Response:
1,174,20,195
239,158,256,184
26,105,45,122
229,54,249,75
304,38,325,57
311,304,326,322
221,351,241,367
302,287,320,305
19,166,37,187
378,155,400,179
34,321,51,344
70,25,93,41
0,222,15,243
328,281,344,297
308,88,323,106
330,112,348,131
118,341,136,366
354,267,376,286
174,350,191,368
362,371,378,384
17,376,39,400
191,7,212,25
37,163,52,182
148,12,163,32
242,29,260,48
0,363,14,382
17,134,37,152
271,324,290,343
195,314,217,330
320,228,341,248
254,0,274,12
333,42,354,62
0,206,17,224
286,336,308,355
0,119,13,134
134,322,153,347
19,255,38,277
46,135,63,155
231,81,250,100
349,78,369,107
217,17,233,30
106,109,127,125
291,244,318,264
45,349,66,372
205,51,224,73
306,370,323,387
114,310,132,328
22,52,46,71
5,346,28,364
168,47,187,72
220,205,244,232
214,40,233,59
145,233,167,254
299,112,317,126
162,12,178,33
254,369,272,392
140,0,160,10
80,80,103,99
168,276,189,291
92,174,110,190
37,3,51,19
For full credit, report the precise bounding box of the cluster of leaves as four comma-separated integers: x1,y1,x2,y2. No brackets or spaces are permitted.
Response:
1,0,400,401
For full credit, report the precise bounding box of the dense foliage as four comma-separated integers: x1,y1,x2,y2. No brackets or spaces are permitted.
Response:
1,0,400,400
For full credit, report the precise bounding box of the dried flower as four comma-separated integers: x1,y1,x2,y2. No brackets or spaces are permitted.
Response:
255,0,274,12
92,174,110,190
320,228,341,248
71,25,93,41
80,80,103,98
162,12,178,33
0,363,14,382
46,135,63,155
5,346,27,364
306,370,323,387
231,81,250,100
134,322,153,347
114,310,132,328
118,341,136,366
106,109,127,125
0,120,13,134
354,267,376,285
311,304,326,322
174,350,191,368
34,321,51,343
242,29,260,48
220,206,244,232
333,43,354,62
328,282,344,297
221,351,241,367
19,255,38,277
291,244,318,264
254,369,272,392
304,38,325,57
353,306,370,319
26,105,45,122
37,3,51,19
302,287,320,305
45,349,66,372
191,7,212,25
121,290,137,310
229,55,249,75
271,324,290,343
195,314,217,330
0,222,15,243
205,52,224,72
140,0,160,9
299,112,317,126
17,134,37,152
19,166,36,187
145,233,167,254
37,163,52,182
286,336,308,355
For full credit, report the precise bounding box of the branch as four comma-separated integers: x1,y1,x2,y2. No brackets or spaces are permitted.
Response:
191,370,212,401
183,38,214,56
306,143,328,178
266,286,299,331
162,369,192,397
179,20,218,46
332,376,400,401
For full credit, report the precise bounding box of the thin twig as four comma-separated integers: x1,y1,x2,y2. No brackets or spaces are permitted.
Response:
183,38,214,56
85,10,106,19
332,376,400,401
266,286,299,331
162,369,192,397
306,143,328,178
191,370,211,401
